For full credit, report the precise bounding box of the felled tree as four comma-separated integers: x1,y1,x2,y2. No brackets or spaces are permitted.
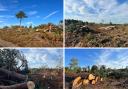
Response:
0,49,28,73
0,49,35,89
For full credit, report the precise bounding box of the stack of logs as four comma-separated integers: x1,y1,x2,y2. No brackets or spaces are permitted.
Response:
72,74,103,89
0,68,35,89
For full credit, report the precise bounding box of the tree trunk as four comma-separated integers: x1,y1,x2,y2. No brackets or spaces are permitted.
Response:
19,18,22,31
0,68,26,81
0,79,17,85
20,19,22,27
0,81,35,89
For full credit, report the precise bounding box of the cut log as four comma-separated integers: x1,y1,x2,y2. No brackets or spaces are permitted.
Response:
27,81,35,89
0,81,35,89
0,68,26,81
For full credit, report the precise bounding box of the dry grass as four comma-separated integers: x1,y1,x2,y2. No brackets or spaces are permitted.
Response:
0,29,63,47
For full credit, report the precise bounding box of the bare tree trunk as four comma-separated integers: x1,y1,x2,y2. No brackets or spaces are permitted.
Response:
20,19,22,27
0,81,35,89
19,19,22,31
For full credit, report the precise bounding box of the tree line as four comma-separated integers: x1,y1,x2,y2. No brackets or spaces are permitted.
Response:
65,57,128,79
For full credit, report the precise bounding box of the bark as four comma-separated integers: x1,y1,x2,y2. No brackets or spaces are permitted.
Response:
0,81,35,89
0,79,17,85
0,68,26,81
19,19,22,27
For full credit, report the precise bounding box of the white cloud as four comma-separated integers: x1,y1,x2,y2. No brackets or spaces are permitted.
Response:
46,49,60,55
0,15,14,18
0,8,7,11
26,21,33,25
0,15,14,24
0,4,8,11
95,49,128,69
0,16,5,18
22,49,63,68
28,11,38,16
65,0,128,24
12,0,19,3
36,15,40,18
43,10,58,19
0,20,4,23
31,5,37,8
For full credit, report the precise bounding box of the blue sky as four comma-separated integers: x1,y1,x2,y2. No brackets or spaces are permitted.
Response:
65,0,128,24
65,48,128,69
0,0,63,27
18,48,63,68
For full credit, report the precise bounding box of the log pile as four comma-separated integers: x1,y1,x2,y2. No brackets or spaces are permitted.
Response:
0,68,35,89
72,74,103,89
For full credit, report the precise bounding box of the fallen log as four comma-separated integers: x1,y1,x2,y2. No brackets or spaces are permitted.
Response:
0,68,26,81
0,81,35,89
0,76,6,79
0,79,17,85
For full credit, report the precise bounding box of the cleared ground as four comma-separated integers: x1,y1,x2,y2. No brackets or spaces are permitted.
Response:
0,28,63,47
65,73,128,89
65,19,128,47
